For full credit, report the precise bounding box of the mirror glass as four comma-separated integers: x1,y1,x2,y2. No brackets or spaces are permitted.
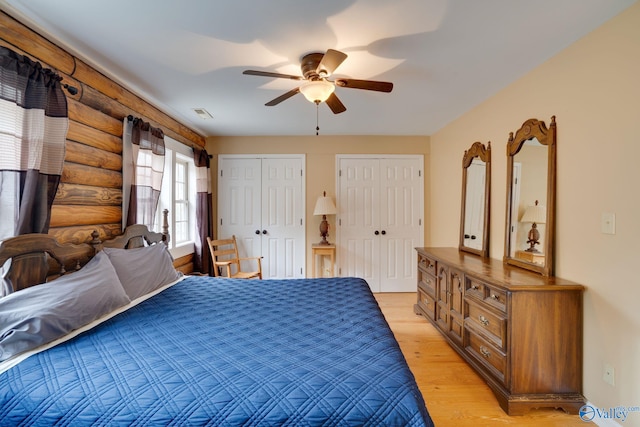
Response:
504,117,556,276
459,141,491,258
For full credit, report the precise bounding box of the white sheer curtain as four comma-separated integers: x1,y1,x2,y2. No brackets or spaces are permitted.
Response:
122,116,165,230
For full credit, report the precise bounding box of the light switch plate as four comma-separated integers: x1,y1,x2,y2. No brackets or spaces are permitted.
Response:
601,212,616,235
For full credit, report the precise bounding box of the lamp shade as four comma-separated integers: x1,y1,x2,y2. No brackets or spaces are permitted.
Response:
313,193,337,216
300,80,335,103
520,201,546,224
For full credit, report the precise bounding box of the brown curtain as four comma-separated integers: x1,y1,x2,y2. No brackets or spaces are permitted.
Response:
193,147,213,274
126,117,165,229
0,46,68,240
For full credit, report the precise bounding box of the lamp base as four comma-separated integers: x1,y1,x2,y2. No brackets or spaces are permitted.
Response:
318,216,331,245
525,223,540,252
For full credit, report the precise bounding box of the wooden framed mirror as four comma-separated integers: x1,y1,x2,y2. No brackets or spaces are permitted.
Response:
459,141,491,258
504,116,556,276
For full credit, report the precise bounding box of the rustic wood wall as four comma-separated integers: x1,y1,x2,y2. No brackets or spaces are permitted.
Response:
0,11,202,273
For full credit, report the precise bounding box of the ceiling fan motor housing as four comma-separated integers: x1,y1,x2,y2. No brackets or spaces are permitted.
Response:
301,52,325,80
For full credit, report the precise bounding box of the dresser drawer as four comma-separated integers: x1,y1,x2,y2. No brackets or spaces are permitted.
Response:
465,300,507,349
483,285,507,312
416,286,436,320
466,330,507,384
465,276,486,300
466,276,507,313
417,268,437,297
417,252,437,276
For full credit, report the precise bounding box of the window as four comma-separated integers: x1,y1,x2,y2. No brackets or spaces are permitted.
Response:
156,137,196,259
173,155,189,244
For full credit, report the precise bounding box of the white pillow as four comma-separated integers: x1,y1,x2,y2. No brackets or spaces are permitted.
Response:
102,244,181,300
0,251,130,362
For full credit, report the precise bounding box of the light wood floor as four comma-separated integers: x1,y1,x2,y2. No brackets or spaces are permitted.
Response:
375,292,589,427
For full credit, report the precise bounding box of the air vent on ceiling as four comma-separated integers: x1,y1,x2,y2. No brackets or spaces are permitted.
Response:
192,108,213,119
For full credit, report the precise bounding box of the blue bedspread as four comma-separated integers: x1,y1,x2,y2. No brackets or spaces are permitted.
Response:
0,276,433,426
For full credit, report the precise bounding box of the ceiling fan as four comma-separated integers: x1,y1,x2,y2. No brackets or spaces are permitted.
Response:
243,49,393,114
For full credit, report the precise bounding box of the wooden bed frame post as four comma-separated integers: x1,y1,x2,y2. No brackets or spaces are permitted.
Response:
162,209,169,245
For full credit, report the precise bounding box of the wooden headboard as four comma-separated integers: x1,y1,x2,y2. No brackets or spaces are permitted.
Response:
101,225,166,250
0,234,95,293
1,212,170,294
102,210,170,250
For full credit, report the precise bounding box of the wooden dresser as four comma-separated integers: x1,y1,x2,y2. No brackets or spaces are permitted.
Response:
414,247,584,415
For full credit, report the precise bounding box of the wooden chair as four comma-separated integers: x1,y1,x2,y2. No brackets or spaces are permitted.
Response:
207,236,262,279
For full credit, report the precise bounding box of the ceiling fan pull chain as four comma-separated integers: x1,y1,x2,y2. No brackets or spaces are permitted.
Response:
315,100,320,136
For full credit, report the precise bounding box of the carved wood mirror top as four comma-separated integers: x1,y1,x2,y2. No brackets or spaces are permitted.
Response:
504,116,556,276
459,141,491,258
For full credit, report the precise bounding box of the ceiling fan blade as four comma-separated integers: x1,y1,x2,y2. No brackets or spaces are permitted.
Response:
326,93,346,114
335,78,393,92
316,49,348,77
265,87,300,106
243,70,303,81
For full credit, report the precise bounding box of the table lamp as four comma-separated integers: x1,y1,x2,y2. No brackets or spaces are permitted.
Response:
313,191,337,245
520,200,546,252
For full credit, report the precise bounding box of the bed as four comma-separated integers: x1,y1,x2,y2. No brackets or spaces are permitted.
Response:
0,226,434,426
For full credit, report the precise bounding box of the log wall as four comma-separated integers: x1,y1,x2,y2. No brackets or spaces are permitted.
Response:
0,11,203,273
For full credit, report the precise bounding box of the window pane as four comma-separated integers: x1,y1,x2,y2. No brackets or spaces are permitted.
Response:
154,139,195,254
174,201,188,243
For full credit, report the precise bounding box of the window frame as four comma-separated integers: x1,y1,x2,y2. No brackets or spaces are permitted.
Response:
156,137,196,259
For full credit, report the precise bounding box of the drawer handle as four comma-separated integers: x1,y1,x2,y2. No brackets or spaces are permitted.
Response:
471,285,479,291
490,294,500,301
480,345,491,358
479,315,490,326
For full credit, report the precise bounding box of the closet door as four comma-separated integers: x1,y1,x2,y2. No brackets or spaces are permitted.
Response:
337,156,423,293
261,158,304,279
378,158,423,292
338,158,381,290
218,156,305,279
218,157,262,265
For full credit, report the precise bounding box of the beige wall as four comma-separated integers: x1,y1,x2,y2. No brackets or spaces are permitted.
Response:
431,3,640,412
206,135,430,274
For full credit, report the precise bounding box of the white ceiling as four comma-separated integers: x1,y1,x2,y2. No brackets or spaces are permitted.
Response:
0,0,635,137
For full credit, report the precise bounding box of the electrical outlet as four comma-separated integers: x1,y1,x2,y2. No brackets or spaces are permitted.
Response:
603,363,615,386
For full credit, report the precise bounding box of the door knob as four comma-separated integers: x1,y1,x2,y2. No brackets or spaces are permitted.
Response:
381,230,386,235
262,230,267,234
255,230,260,235
374,230,379,235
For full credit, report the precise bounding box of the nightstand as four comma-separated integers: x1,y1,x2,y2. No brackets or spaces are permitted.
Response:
311,244,335,278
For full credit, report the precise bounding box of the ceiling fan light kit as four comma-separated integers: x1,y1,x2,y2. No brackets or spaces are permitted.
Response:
299,80,335,103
